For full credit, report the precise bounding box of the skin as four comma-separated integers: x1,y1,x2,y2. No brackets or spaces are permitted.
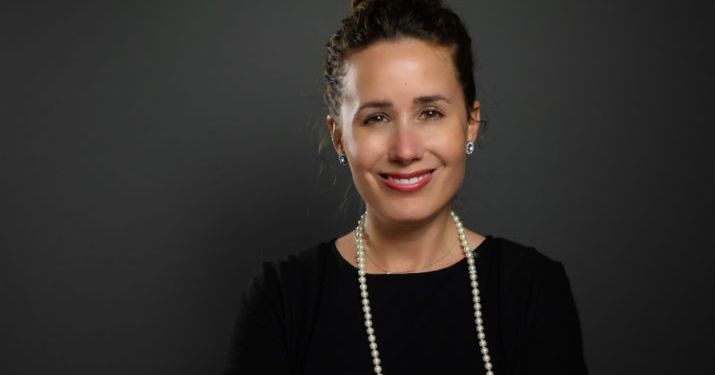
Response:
326,37,486,274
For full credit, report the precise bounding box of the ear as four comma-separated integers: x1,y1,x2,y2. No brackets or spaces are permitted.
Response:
467,100,481,143
326,115,343,153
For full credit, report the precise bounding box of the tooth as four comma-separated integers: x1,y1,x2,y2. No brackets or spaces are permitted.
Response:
387,173,430,185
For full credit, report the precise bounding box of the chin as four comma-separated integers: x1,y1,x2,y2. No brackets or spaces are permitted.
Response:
375,200,442,224
360,178,455,223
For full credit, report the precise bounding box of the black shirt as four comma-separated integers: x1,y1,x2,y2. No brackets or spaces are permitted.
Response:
224,235,588,374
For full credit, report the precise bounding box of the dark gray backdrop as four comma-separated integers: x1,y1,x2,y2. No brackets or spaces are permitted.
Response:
1,1,712,374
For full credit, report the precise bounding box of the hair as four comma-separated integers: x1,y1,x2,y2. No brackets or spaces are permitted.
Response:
323,0,477,122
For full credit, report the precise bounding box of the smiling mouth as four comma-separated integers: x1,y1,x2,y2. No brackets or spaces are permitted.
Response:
378,169,436,191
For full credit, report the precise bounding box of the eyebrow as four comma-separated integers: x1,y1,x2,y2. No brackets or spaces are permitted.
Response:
357,94,451,112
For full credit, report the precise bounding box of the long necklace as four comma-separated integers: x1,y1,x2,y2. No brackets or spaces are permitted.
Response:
355,210,494,375
363,233,457,274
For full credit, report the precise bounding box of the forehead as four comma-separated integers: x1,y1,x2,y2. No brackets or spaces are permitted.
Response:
342,38,460,102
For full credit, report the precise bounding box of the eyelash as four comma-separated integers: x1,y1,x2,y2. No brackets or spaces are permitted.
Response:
420,108,444,120
364,113,388,125
363,108,445,125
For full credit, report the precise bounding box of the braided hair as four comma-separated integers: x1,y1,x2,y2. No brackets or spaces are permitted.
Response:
324,0,477,121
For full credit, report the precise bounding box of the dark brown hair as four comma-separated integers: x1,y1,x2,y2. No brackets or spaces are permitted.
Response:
323,0,477,121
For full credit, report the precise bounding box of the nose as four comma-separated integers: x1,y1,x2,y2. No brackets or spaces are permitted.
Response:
388,124,423,164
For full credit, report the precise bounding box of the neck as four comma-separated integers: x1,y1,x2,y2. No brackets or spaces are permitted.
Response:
361,205,459,272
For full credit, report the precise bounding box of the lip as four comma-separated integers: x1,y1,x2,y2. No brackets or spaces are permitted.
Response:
379,168,436,192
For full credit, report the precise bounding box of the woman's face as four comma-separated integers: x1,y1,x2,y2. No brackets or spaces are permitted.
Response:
328,37,480,223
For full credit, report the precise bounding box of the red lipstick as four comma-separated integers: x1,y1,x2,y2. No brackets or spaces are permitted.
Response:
379,169,435,192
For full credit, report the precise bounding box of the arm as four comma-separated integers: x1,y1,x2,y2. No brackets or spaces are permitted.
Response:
523,260,589,374
223,262,291,374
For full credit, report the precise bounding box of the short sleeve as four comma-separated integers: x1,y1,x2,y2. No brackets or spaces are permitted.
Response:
523,260,589,374
223,262,291,374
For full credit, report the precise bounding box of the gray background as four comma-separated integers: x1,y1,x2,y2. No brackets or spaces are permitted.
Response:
1,0,712,374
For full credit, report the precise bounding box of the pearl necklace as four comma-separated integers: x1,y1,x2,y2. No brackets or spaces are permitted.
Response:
355,210,494,375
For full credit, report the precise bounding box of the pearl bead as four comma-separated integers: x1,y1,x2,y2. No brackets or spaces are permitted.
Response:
354,210,493,374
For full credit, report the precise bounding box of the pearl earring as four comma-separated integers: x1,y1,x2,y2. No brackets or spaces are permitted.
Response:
338,152,348,166
466,141,475,155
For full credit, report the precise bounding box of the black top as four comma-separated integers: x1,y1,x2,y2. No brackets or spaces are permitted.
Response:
224,235,588,374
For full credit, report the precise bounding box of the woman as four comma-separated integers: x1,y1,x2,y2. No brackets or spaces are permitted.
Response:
224,0,588,374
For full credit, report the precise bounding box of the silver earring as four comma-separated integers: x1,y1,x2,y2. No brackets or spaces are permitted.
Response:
466,141,475,155
338,152,348,166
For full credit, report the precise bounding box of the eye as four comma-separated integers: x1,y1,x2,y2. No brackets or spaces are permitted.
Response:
363,113,389,125
420,108,445,120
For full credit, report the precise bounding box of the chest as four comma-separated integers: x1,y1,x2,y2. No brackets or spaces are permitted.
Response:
302,268,493,374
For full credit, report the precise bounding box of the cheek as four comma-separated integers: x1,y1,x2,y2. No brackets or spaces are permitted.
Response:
340,124,359,156
346,137,385,198
347,131,384,165
432,126,467,162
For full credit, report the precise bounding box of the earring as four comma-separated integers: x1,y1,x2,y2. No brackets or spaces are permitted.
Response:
466,141,475,155
338,152,348,166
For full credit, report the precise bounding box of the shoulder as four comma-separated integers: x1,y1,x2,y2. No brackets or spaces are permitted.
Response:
267,240,331,277
489,235,562,267
487,236,571,291
228,241,335,373
488,238,587,371
247,239,333,297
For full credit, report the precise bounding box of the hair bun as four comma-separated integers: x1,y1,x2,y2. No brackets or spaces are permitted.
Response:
352,0,445,12
351,0,368,10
